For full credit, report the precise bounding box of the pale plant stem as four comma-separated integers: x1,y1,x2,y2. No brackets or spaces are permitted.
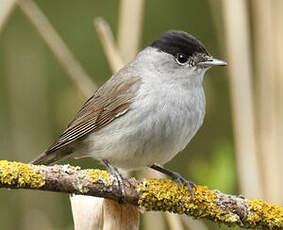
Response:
117,0,144,63
94,18,124,73
252,0,281,203
221,0,263,198
165,212,185,230
0,0,16,33
17,0,96,98
70,195,104,230
272,0,283,204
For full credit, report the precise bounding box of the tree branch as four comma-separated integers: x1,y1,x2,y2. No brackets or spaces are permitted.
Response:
0,160,282,229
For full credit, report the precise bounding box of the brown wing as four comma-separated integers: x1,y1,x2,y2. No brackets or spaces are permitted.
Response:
46,74,141,154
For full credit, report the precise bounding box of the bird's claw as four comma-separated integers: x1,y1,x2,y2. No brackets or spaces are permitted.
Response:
103,160,125,203
172,174,196,199
150,164,196,199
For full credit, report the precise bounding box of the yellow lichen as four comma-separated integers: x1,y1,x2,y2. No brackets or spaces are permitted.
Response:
86,169,113,186
137,179,283,228
1,160,282,228
247,199,283,228
0,160,45,188
137,179,226,220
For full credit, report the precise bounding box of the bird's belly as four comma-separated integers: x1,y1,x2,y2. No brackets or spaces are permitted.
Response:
85,94,205,170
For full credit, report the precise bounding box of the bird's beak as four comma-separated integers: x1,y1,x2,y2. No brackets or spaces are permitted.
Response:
197,57,227,68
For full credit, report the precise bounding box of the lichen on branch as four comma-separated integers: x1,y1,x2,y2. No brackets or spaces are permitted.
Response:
0,160,45,188
0,160,282,229
137,179,283,229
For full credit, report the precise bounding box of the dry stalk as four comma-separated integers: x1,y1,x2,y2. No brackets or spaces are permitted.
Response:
17,0,96,97
0,0,16,33
221,0,263,199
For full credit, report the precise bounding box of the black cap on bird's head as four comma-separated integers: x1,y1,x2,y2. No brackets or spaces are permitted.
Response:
151,30,209,58
151,30,227,68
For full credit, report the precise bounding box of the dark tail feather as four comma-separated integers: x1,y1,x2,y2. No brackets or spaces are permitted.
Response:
30,151,59,165
30,147,73,165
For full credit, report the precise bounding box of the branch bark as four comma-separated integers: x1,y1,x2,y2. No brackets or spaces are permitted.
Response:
0,160,282,229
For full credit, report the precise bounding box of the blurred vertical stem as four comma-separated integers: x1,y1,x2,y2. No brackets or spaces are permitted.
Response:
271,0,283,204
117,0,144,63
165,213,185,230
221,0,263,198
94,18,124,73
0,0,16,33
17,0,96,97
252,0,281,203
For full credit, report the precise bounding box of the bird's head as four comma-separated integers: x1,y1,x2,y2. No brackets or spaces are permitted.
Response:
139,30,226,83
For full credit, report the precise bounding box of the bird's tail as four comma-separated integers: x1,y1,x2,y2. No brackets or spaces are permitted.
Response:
30,151,60,165
30,146,74,165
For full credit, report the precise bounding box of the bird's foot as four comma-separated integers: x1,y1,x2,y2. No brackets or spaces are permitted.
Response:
168,171,196,198
103,160,125,203
150,164,196,198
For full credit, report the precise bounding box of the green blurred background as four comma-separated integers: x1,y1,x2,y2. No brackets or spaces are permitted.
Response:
0,0,282,229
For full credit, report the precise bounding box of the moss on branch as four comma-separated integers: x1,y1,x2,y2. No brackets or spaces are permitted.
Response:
0,160,282,229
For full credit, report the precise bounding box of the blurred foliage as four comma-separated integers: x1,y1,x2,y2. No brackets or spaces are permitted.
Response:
190,140,237,194
0,0,233,229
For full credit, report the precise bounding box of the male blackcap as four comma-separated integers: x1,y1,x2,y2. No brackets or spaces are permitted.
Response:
31,30,226,198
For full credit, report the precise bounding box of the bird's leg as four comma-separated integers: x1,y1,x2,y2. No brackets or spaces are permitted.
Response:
103,159,125,203
150,164,196,198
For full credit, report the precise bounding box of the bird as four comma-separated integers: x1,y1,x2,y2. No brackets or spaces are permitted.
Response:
31,30,226,199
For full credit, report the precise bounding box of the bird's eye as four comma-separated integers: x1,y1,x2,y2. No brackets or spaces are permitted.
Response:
176,53,188,65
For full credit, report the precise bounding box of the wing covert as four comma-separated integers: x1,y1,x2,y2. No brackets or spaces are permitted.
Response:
46,74,141,154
